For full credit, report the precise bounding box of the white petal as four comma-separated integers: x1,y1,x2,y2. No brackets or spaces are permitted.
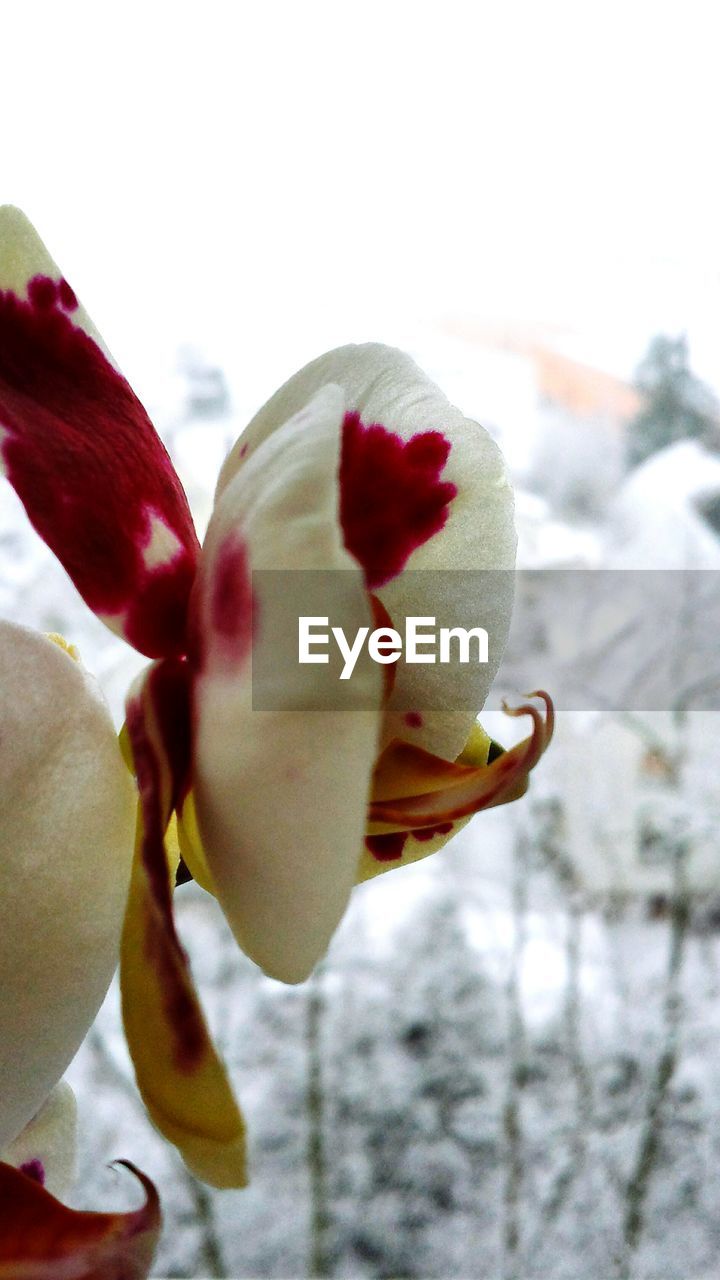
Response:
0,623,136,1150
2,1081,77,1198
194,386,382,983
219,344,516,760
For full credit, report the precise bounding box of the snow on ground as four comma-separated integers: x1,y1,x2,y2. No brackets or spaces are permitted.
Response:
606,441,720,570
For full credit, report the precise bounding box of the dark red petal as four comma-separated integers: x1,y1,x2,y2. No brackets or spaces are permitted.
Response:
0,281,199,657
0,1159,160,1279
340,410,457,589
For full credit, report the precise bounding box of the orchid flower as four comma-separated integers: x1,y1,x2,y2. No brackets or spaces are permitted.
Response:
0,207,553,1207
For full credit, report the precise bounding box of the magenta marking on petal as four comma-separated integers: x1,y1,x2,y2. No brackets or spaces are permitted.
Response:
58,278,78,311
410,822,453,842
340,410,457,589
27,276,58,310
208,531,257,669
19,1159,45,1186
365,832,408,862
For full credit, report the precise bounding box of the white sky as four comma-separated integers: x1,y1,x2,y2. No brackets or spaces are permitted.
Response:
1,0,718,405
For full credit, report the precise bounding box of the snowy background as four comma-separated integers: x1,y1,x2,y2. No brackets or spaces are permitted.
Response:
2,3,720,1277
2,316,720,1280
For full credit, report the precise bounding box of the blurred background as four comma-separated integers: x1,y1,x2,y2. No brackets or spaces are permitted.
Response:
2,2,720,1276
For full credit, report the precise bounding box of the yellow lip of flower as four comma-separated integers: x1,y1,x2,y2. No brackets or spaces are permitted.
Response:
368,692,553,830
358,692,553,877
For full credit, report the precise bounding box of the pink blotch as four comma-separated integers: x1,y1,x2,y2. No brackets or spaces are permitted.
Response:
209,531,256,667
404,711,424,729
340,410,457,589
19,1159,45,1185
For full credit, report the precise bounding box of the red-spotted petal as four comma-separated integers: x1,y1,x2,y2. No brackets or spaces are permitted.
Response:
217,344,516,761
193,385,383,983
120,662,247,1187
0,208,199,657
0,1160,159,1279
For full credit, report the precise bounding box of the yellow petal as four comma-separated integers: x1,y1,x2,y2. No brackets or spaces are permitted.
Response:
357,721,492,882
370,721,492,803
176,793,217,896
368,694,553,832
357,701,552,880
119,661,247,1188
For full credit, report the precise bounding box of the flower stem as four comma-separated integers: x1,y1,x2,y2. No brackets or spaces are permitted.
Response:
306,966,331,1278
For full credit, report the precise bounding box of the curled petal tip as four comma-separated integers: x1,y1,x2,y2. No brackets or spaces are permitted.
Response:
502,689,552,710
502,690,554,737
500,696,537,719
523,689,554,718
110,1159,160,1196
